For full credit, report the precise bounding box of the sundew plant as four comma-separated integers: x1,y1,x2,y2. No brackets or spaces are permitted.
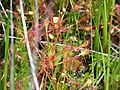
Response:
0,0,120,90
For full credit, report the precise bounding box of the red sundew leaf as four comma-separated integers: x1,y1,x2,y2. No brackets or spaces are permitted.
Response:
60,27,68,33
37,70,43,79
73,46,80,51
78,49,90,56
44,18,49,29
92,87,98,90
28,30,35,43
54,24,59,29
115,4,120,18
48,52,56,63
79,40,90,48
63,56,80,72
71,60,81,72
39,3,47,14
69,78,80,86
48,23,55,30
72,4,81,12
53,21,62,30
117,32,120,38
64,60,72,71
80,78,92,90
46,49,57,71
79,26,91,32
70,88,76,90
67,76,80,86
62,45,72,55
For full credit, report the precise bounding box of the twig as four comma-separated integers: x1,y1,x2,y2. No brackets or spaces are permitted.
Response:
0,1,8,18
0,34,22,39
94,72,104,86
40,41,119,58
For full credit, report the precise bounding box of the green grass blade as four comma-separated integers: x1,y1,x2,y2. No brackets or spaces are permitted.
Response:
93,0,102,51
102,0,108,52
90,0,94,87
106,0,115,89
3,16,10,90
99,37,106,89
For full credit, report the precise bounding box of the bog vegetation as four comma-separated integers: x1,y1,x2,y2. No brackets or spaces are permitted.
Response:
0,0,120,90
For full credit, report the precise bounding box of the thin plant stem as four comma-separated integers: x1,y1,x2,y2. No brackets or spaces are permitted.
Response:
99,37,107,89
106,0,115,89
93,0,102,51
3,15,10,90
34,0,39,55
10,0,14,89
102,0,108,51
90,0,94,87
106,32,110,90
20,0,39,90
0,1,8,18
